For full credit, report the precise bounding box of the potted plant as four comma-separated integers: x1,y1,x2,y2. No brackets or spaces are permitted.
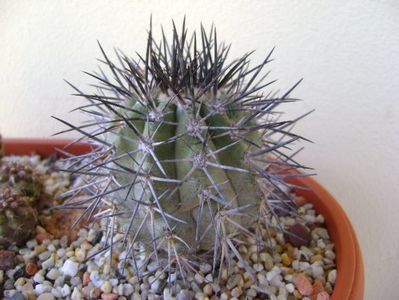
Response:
1,20,363,299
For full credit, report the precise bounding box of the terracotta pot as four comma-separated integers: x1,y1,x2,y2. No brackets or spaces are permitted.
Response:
287,176,364,300
3,138,364,299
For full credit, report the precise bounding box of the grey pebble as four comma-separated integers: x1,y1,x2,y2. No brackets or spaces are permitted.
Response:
4,278,15,289
10,292,25,300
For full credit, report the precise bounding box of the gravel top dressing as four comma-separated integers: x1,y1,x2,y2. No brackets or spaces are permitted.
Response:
0,155,336,300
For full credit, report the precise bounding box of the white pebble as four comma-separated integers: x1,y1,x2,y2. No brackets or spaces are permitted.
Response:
317,239,326,249
253,263,264,272
53,276,64,287
199,263,212,274
194,273,204,284
315,214,325,223
46,268,61,280
60,259,79,277
286,283,295,293
71,287,83,300
123,283,134,296
147,261,159,272
101,281,112,293
205,273,213,283
299,262,310,271
70,276,82,286
292,260,300,270
110,278,119,286
328,269,337,284
60,284,71,297
257,273,268,285
37,293,55,300
325,250,336,260
33,272,45,283
47,244,57,252
163,287,174,300
35,283,52,294
51,287,62,298
78,228,88,238
150,278,161,292
90,271,103,288
270,274,283,288
56,248,66,258
278,286,288,297
311,262,324,278
41,256,55,269
266,266,281,281
314,228,329,239
27,240,38,249
38,251,51,261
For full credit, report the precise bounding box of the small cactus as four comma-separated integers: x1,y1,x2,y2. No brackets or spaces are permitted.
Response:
0,137,44,246
57,20,311,279
0,187,38,247
0,161,43,202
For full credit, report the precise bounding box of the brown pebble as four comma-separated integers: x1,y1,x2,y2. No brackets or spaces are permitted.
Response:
43,196,89,241
25,262,38,276
281,253,292,266
295,195,308,206
16,255,25,263
101,293,119,300
35,232,52,243
293,274,313,296
83,271,91,286
311,279,326,300
285,223,311,247
0,250,16,270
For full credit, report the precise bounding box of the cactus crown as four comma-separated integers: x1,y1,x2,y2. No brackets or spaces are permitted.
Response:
56,20,312,280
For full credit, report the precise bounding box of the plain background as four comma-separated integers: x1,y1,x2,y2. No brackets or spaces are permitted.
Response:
1,1,398,298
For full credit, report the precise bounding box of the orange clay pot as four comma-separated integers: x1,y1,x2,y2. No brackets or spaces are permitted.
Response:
3,138,364,299
286,175,364,300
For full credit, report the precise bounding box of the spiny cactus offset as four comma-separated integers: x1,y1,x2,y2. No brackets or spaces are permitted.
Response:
0,161,43,201
0,137,45,246
57,20,311,279
0,187,38,247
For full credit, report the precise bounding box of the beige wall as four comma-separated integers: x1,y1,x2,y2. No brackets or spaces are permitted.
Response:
1,1,398,298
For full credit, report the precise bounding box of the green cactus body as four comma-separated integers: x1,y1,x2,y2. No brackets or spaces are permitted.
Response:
59,21,309,277
0,187,38,247
108,95,265,252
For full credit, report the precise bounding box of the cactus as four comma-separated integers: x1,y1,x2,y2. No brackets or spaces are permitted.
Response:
0,187,38,247
0,137,44,246
57,20,311,279
0,161,43,202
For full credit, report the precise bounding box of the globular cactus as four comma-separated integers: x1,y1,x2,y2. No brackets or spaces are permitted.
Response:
57,21,311,279
0,161,43,202
0,187,38,247
0,137,44,246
